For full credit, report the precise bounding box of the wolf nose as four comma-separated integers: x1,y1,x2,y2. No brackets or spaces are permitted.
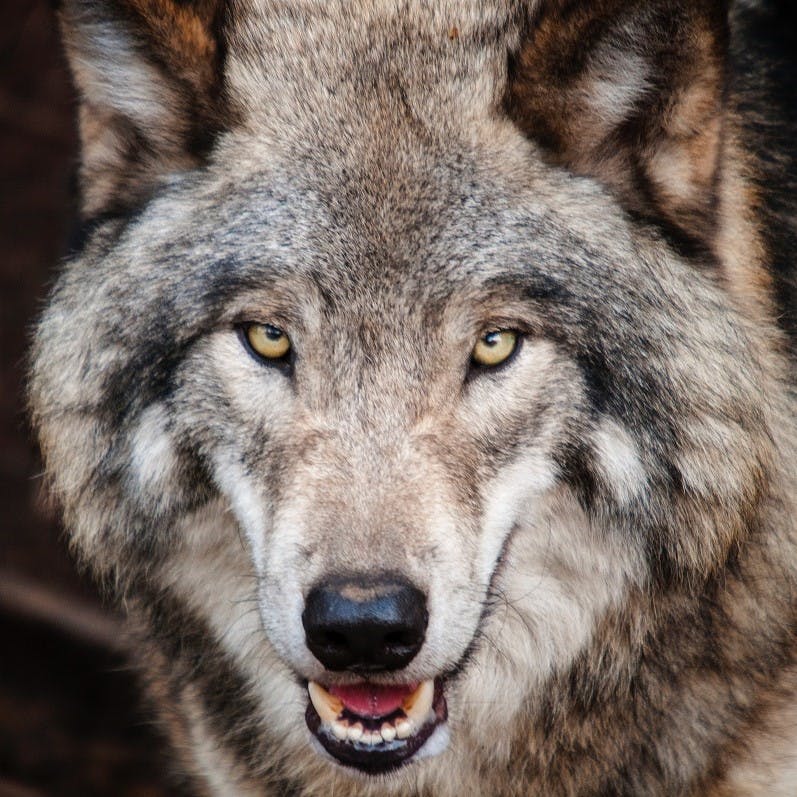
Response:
302,577,428,672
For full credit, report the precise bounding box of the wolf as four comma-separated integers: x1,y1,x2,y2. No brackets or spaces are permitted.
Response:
29,0,797,794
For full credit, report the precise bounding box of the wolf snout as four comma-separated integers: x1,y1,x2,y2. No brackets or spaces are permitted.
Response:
302,576,428,672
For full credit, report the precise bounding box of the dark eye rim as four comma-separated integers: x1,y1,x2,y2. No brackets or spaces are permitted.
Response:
236,323,295,374
467,330,524,379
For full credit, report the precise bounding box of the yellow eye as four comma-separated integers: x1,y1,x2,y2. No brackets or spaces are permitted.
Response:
471,330,518,367
245,323,291,360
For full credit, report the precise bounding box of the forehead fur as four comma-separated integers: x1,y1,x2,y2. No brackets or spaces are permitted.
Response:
224,0,528,147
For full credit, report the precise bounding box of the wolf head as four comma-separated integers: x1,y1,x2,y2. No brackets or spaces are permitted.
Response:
30,0,795,793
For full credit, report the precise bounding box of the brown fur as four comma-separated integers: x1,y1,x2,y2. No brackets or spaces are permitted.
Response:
61,0,230,217
506,1,728,249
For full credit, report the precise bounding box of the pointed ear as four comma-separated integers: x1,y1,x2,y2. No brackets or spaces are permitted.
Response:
61,0,230,217
506,0,729,252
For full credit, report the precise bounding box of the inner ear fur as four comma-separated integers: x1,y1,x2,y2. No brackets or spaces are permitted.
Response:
506,0,730,254
61,0,230,218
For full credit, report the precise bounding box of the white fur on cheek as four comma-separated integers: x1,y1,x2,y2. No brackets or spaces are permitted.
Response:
212,451,269,573
258,494,322,676
476,451,558,587
593,418,648,504
131,403,177,495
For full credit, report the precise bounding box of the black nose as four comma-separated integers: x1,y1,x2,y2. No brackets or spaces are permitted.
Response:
302,576,428,672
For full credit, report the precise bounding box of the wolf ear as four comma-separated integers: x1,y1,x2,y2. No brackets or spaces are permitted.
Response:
506,0,729,253
61,0,229,217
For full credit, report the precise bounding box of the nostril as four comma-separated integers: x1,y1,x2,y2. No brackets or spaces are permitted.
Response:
383,630,420,648
302,575,428,672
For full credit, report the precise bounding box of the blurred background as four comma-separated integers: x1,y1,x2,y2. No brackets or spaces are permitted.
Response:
1,2,180,794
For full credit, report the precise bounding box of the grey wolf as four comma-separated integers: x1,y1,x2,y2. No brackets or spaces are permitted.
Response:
29,0,797,794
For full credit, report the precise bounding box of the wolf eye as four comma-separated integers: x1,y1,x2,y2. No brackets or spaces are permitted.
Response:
471,330,519,367
244,323,291,361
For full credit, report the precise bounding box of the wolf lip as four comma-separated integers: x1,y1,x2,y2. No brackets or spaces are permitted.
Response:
305,679,447,773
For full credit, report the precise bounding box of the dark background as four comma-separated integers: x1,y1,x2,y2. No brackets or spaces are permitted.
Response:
1,2,179,794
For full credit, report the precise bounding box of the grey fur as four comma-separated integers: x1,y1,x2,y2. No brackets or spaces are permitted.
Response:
30,0,797,794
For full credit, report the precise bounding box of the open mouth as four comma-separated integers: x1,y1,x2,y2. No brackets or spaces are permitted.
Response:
305,678,448,773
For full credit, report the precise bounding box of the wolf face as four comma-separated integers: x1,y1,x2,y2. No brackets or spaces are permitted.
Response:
30,0,797,794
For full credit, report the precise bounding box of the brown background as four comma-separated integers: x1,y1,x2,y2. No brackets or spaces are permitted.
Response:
1,2,180,794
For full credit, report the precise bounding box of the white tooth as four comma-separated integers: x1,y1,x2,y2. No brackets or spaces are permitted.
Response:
347,722,364,742
395,718,414,739
402,679,435,724
365,731,381,746
308,682,344,724
331,721,349,741
381,723,397,742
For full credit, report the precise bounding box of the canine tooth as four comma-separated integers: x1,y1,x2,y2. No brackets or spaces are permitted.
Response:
331,721,349,741
380,722,397,742
308,682,344,724
395,718,414,739
402,679,435,724
347,722,364,742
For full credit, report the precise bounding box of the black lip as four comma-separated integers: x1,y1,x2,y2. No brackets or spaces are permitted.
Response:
305,680,448,774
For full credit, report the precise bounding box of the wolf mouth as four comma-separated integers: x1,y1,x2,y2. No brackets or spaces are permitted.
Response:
305,679,448,773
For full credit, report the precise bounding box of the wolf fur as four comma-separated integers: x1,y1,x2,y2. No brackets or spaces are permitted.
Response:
29,0,797,794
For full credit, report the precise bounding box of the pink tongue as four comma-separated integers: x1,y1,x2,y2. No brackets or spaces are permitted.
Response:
329,683,418,718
